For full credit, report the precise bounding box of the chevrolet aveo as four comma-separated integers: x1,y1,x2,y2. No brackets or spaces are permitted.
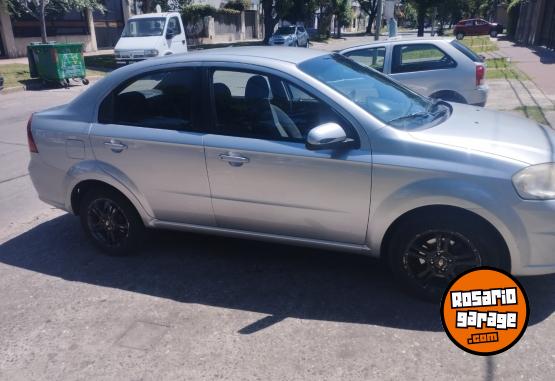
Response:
28,47,555,300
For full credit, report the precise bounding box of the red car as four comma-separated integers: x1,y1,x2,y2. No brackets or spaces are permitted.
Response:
453,18,504,40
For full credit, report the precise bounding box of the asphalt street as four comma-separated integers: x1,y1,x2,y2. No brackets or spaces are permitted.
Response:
0,84,554,380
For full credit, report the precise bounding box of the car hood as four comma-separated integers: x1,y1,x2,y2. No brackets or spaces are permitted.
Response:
409,103,555,165
115,36,162,50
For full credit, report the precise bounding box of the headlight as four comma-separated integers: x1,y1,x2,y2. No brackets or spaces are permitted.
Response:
512,163,555,200
144,49,159,57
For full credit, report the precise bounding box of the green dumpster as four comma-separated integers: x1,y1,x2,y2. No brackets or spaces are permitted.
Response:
27,42,89,87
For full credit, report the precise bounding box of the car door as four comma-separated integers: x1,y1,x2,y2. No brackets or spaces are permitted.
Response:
166,16,186,53
389,43,458,97
342,46,388,73
475,19,490,36
203,67,372,244
89,67,215,226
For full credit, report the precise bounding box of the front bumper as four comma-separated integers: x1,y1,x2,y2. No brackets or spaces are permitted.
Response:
505,199,555,276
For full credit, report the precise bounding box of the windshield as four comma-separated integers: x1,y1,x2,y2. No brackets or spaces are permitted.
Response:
275,26,296,35
299,54,448,129
122,18,166,37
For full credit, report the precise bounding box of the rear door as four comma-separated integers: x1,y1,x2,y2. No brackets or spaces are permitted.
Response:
89,66,214,225
390,43,458,96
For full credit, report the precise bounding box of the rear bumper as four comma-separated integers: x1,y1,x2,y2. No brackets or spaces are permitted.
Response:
464,85,489,107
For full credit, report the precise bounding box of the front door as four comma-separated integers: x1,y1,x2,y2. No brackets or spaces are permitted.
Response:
89,67,214,226
203,68,372,244
166,16,187,53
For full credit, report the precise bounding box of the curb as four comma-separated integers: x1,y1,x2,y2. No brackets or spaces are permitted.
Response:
0,75,103,94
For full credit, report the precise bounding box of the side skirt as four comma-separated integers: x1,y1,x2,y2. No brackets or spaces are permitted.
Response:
150,219,375,256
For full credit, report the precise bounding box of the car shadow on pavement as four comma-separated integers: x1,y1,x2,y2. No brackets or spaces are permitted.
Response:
1,214,553,334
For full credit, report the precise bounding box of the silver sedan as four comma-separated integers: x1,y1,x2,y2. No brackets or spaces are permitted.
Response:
28,47,555,300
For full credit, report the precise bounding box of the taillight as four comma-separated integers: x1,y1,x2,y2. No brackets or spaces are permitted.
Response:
476,65,485,87
27,114,38,153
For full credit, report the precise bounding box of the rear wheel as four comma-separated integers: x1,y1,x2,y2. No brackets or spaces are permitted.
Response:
387,213,509,302
80,187,145,256
456,32,465,40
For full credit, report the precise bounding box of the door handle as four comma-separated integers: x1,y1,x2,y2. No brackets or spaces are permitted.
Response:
104,139,127,153
218,153,249,166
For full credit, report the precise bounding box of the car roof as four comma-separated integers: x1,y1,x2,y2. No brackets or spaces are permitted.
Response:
156,46,330,65
130,12,177,19
339,37,455,52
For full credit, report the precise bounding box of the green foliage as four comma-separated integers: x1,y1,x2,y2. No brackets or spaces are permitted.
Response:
223,0,250,12
182,3,240,23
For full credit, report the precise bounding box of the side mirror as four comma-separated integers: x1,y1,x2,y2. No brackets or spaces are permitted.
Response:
306,123,348,150
166,30,175,39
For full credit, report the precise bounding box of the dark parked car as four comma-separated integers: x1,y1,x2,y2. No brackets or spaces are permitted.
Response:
454,18,504,40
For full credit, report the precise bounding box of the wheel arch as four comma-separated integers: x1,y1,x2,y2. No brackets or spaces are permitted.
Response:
378,205,511,270
64,161,154,224
429,90,468,104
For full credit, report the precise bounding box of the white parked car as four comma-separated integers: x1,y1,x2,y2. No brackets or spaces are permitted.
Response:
340,38,488,106
114,12,187,64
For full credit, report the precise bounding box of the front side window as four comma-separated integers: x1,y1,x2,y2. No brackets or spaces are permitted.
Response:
299,54,450,129
121,17,166,37
210,69,356,143
99,69,199,131
344,47,386,72
392,44,456,73
168,17,181,34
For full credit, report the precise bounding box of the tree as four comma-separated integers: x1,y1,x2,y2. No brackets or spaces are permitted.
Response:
408,0,439,36
332,0,351,38
261,0,295,44
7,0,104,43
358,0,379,34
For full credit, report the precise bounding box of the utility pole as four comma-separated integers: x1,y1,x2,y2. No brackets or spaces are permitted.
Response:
374,0,383,40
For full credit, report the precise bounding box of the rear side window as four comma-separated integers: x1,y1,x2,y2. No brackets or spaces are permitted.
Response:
98,68,200,131
344,47,386,72
391,44,457,74
451,40,483,62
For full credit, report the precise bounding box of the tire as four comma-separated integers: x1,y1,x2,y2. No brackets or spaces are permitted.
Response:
82,78,90,85
305,39,310,48
387,213,509,302
80,187,145,256
490,30,498,38
456,32,465,40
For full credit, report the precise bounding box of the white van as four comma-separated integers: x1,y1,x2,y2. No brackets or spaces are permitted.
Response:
114,12,187,64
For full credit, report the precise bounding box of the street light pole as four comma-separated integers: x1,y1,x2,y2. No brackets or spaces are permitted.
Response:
374,0,383,41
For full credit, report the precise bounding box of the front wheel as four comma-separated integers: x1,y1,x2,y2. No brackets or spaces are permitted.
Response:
80,187,145,256
387,213,509,301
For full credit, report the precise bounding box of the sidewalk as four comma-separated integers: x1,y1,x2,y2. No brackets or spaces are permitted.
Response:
0,49,114,65
484,39,555,126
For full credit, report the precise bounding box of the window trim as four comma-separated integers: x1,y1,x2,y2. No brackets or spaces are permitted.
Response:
391,43,457,74
97,67,201,132
204,66,361,147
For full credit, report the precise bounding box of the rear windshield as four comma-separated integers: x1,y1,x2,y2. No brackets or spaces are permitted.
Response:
450,40,483,62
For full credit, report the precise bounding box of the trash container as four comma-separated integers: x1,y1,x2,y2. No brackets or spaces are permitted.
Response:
27,42,89,87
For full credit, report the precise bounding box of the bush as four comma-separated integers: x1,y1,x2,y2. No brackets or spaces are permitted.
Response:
182,3,240,23
223,0,250,12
